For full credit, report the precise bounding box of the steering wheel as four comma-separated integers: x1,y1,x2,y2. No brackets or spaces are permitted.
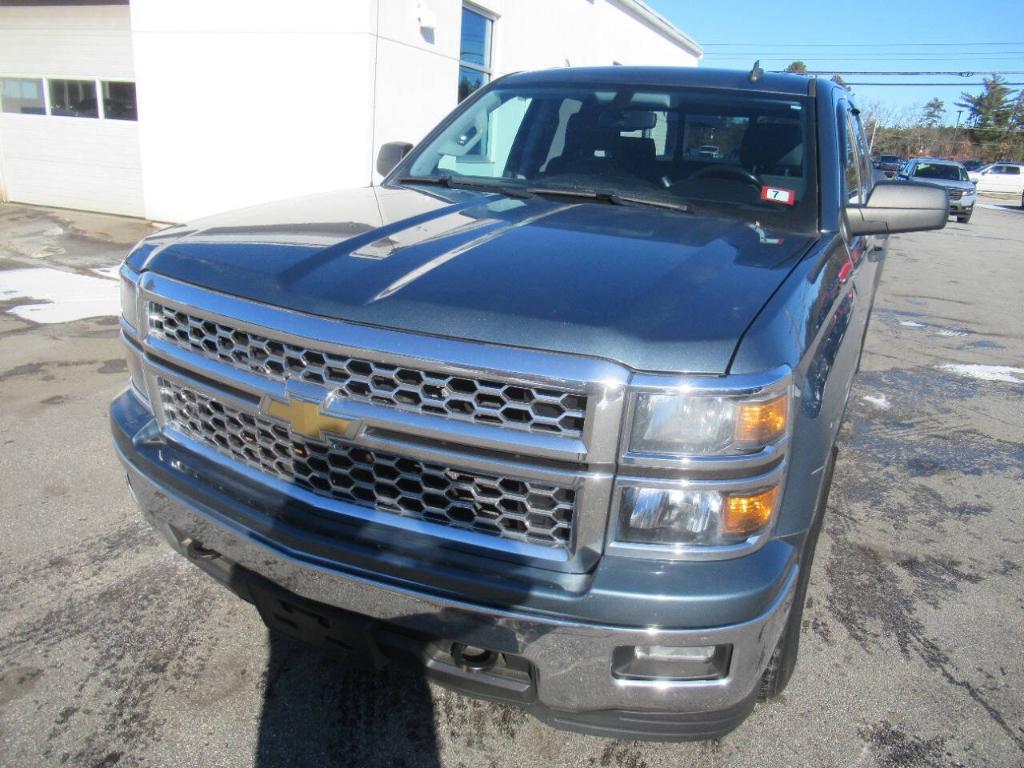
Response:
685,164,762,189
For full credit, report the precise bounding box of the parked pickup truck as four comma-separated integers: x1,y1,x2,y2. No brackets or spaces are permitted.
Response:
112,67,947,740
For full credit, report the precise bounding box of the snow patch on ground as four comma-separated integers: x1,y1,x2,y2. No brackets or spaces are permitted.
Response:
938,364,1024,384
0,267,120,324
91,266,122,280
862,393,891,410
900,320,926,328
936,328,969,337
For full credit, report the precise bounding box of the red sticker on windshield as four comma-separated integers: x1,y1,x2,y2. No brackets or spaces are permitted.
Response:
761,186,796,205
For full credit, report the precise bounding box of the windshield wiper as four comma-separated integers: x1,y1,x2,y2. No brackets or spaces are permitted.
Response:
397,175,534,199
524,187,696,215
398,177,697,213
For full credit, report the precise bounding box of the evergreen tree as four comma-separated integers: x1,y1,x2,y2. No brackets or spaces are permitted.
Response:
956,75,1016,128
922,98,945,127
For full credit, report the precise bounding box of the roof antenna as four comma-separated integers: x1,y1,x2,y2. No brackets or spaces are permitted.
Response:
749,59,764,83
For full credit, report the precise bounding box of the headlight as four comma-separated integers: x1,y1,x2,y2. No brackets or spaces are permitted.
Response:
618,482,781,546
120,268,139,330
628,387,790,458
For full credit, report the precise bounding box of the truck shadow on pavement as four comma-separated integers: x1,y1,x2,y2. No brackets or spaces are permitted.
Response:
255,631,441,768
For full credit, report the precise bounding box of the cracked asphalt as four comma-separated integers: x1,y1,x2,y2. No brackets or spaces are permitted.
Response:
0,200,1022,768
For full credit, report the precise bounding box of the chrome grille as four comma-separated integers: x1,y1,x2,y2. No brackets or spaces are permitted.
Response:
950,189,963,200
158,378,576,548
149,304,587,439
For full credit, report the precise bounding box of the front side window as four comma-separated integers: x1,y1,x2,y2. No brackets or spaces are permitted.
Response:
401,83,818,232
458,5,492,102
0,78,45,115
843,112,864,203
49,79,98,118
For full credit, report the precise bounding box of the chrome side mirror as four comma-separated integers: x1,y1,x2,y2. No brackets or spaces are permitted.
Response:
845,180,949,235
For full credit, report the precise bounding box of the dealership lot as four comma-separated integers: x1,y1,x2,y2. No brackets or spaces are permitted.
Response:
0,201,1022,767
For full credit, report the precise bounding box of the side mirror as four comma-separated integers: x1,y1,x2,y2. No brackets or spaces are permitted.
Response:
845,180,948,236
376,141,413,177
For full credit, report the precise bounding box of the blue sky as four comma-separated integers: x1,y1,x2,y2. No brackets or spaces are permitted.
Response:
648,0,1024,124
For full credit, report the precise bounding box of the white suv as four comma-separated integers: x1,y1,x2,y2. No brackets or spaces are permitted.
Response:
968,163,1024,205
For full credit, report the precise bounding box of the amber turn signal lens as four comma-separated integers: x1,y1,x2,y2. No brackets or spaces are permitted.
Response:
734,394,788,445
721,486,780,536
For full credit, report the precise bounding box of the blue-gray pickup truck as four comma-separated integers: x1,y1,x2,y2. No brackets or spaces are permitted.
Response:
112,67,948,740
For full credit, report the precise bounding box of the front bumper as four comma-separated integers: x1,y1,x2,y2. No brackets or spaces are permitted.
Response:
949,195,975,213
113,390,798,740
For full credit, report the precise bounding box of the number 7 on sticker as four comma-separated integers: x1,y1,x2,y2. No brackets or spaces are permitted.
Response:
760,186,796,205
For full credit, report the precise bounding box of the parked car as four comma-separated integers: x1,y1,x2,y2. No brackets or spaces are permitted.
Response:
697,144,722,159
112,67,947,740
969,162,1024,205
899,158,976,223
875,154,903,178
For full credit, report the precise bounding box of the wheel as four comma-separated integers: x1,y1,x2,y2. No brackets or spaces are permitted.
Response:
957,212,972,224
758,446,838,701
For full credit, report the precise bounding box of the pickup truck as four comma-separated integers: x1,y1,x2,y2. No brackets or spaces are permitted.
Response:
111,67,948,740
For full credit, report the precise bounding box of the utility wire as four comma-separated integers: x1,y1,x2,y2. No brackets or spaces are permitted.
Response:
845,81,1024,86
771,70,1024,76
702,41,1024,47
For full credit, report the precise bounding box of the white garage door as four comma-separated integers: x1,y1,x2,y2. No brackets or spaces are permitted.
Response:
0,5,144,217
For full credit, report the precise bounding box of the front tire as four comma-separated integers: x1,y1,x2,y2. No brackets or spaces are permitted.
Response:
758,445,838,701
957,210,972,224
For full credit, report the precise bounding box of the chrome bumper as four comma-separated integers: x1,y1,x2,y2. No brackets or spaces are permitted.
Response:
119,440,796,719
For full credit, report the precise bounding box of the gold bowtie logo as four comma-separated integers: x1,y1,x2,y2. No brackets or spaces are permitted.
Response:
266,398,356,440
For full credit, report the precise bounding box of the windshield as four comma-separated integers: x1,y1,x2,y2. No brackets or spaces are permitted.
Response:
912,162,968,182
399,83,817,232
880,155,900,163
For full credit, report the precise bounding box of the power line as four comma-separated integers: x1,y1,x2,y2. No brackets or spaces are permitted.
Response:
775,70,1024,76
702,41,1024,47
845,82,1024,86
708,53,1024,59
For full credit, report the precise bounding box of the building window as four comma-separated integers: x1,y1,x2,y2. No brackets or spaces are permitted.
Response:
0,78,45,115
102,81,137,121
458,4,492,102
49,79,99,118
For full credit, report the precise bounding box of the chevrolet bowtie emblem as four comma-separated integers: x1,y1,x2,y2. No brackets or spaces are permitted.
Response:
265,397,359,440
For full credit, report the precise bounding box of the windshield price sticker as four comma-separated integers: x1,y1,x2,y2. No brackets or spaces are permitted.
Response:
760,186,796,206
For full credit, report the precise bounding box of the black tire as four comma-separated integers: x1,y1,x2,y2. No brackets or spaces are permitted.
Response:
758,446,838,701
957,212,972,224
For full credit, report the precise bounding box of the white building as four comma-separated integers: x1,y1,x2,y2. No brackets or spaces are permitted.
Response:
0,0,701,222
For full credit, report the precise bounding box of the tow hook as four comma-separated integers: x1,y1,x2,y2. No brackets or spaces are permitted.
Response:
450,643,498,672
184,538,220,561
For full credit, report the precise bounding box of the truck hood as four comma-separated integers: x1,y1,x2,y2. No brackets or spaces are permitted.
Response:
132,184,816,373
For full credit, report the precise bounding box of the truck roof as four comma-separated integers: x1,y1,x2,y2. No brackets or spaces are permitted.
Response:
500,66,819,97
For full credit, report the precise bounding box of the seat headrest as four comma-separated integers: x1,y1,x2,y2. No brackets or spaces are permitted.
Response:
562,112,619,159
616,136,656,163
740,121,803,173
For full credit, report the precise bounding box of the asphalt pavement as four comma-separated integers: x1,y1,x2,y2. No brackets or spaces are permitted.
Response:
1,200,1022,768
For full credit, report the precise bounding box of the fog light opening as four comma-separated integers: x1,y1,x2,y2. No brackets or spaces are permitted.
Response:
612,644,732,682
